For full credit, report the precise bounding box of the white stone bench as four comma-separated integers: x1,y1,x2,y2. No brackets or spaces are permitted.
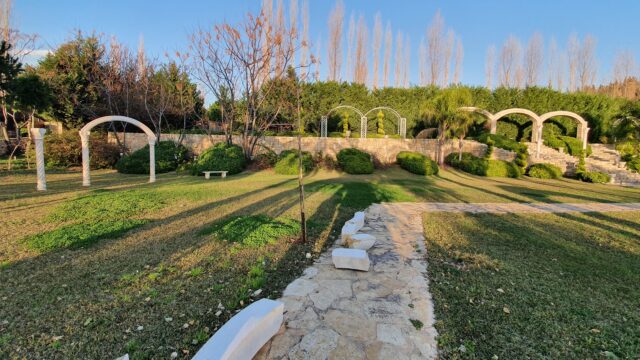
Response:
332,248,370,271
192,299,284,360
203,171,228,179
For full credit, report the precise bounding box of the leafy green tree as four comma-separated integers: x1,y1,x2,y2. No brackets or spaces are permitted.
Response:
35,33,106,128
0,41,22,142
8,73,52,127
424,87,474,164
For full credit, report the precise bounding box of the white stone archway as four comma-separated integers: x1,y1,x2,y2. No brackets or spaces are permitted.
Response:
321,105,366,138
79,116,156,186
539,111,590,150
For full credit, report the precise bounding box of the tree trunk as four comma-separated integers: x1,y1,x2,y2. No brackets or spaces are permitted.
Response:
296,90,307,243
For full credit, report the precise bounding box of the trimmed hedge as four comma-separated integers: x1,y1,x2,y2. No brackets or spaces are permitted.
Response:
477,133,528,153
396,151,438,176
116,140,187,174
446,152,522,178
274,150,314,175
544,135,592,157
578,171,611,184
527,163,563,179
337,148,374,174
190,142,246,175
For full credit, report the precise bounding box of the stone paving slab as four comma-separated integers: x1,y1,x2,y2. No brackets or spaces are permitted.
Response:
254,201,640,359
255,203,438,360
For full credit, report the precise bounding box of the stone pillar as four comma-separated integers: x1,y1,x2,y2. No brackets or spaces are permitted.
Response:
583,128,590,150
148,137,156,183
535,123,543,159
80,131,91,187
320,116,328,138
489,118,497,134
30,128,47,191
360,116,367,139
400,118,407,139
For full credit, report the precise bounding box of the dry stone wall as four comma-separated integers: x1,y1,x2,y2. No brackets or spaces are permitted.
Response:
108,133,516,164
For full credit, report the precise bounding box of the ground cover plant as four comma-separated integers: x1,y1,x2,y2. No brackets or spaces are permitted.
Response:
1,168,640,358
423,211,640,359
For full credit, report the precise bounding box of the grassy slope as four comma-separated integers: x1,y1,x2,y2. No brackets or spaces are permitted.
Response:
423,211,640,359
0,167,639,358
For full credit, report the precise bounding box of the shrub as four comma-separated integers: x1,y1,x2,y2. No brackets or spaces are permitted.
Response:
527,163,563,179
578,171,611,184
337,148,374,174
478,133,528,153
446,152,521,178
396,151,438,176
191,142,246,175
116,141,187,174
27,131,120,169
627,157,640,173
484,138,494,159
274,150,314,175
252,149,278,170
545,135,592,157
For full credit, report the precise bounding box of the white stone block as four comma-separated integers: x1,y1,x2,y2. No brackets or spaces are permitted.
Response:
341,221,361,241
351,211,366,227
349,233,376,250
192,299,284,360
332,248,370,271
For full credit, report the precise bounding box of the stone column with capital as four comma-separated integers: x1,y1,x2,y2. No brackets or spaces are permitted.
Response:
583,128,590,150
148,137,156,183
489,117,497,134
80,131,91,186
30,128,47,191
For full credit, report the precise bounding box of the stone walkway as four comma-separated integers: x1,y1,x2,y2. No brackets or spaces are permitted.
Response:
255,203,437,360
254,202,640,360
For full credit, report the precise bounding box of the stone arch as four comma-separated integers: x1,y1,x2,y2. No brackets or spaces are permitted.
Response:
539,111,590,149
363,106,405,135
79,115,156,186
491,108,542,142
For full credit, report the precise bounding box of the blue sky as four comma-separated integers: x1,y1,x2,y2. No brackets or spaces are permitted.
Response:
14,0,640,90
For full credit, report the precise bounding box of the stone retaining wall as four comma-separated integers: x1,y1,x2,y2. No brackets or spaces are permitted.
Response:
108,133,516,164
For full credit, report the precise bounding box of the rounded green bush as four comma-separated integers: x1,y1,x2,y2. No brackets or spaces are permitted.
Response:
116,141,187,174
191,142,246,175
274,150,314,175
527,163,563,179
337,148,374,174
27,131,120,169
396,151,438,176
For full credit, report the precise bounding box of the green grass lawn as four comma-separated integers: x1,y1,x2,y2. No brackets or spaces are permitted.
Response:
423,211,640,359
0,166,639,359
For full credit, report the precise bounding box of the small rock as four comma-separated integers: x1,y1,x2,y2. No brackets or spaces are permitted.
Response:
51,335,63,341
306,252,312,259
251,289,262,297
503,306,510,314
215,310,222,317
217,303,224,310
165,317,173,322
239,300,244,306
136,325,144,331
459,344,467,353
182,323,189,329
590,328,601,333
170,351,178,359
144,297,151,302
497,288,504,293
